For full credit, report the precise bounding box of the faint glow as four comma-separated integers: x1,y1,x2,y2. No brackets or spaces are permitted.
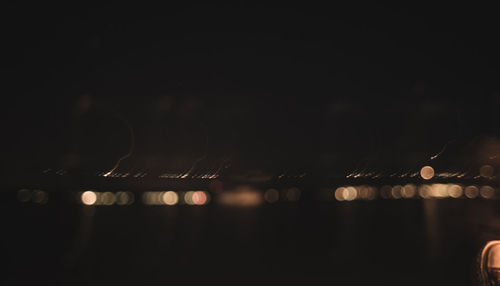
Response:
380,185,392,199
465,186,479,199
366,186,377,200
184,191,195,205
401,184,416,198
17,189,31,202
447,184,463,198
285,187,301,202
480,186,495,199
142,192,163,205
264,189,280,203
192,191,208,205
391,185,403,199
480,165,495,179
335,187,346,201
216,186,263,207
420,166,435,180
101,192,116,205
116,191,134,205
81,191,97,205
32,190,48,204
162,191,179,205
343,186,357,201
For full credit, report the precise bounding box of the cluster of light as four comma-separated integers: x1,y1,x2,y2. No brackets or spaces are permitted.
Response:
81,191,134,206
159,173,219,179
98,172,137,178
333,184,497,201
418,184,496,199
17,189,48,204
142,191,209,206
334,186,377,201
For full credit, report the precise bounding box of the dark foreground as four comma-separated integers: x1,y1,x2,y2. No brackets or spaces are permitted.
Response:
4,195,500,285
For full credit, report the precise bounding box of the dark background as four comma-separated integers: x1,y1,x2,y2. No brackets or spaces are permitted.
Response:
2,3,500,285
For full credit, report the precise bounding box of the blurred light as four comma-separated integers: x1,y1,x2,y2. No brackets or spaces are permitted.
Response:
285,187,301,202
184,191,195,205
380,185,392,199
192,191,208,205
81,191,97,205
447,184,463,198
391,185,403,199
116,191,134,205
480,186,495,199
401,184,416,198
264,188,279,203
142,192,163,205
465,186,479,199
366,186,378,200
430,184,448,198
418,185,432,199
343,186,357,201
216,186,263,207
162,191,179,205
420,166,435,180
358,186,369,199
335,187,345,201
32,190,48,204
17,189,31,202
101,192,116,205
480,165,495,179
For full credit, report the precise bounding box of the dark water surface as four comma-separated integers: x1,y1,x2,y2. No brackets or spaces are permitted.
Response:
4,195,500,285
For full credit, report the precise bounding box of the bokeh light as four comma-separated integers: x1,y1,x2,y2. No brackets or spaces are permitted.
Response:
162,191,179,205
420,166,435,180
480,186,495,199
81,191,97,205
465,186,479,199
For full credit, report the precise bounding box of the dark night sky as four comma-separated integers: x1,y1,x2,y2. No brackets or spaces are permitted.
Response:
2,3,500,175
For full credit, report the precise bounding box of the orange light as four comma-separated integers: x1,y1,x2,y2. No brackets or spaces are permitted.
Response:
420,166,435,180
192,191,208,205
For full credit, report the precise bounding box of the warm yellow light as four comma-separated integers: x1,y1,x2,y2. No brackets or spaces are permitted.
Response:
420,166,435,180
401,184,416,198
447,185,463,198
343,186,357,201
162,191,179,205
335,187,345,201
81,191,97,205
